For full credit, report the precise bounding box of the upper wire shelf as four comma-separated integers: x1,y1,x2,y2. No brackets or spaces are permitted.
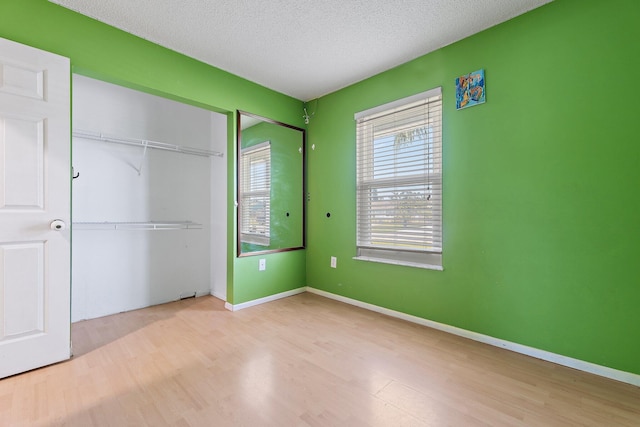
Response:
73,129,224,158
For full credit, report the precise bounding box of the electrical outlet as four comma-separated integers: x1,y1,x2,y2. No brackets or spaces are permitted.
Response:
330,256,337,268
259,259,266,271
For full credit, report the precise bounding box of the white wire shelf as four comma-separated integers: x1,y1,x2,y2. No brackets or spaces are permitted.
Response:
73,129,224,158
72,221,203,231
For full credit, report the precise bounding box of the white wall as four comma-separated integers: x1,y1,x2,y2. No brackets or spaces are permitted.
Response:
71,75,227,322
210,112,227,300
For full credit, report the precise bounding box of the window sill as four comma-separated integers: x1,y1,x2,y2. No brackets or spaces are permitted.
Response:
353,256,443,271
240,233,270,246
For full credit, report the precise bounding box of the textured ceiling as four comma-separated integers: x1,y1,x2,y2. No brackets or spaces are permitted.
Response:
49,0,552,101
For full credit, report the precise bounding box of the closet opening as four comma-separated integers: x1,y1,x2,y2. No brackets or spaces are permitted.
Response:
71,74,227,322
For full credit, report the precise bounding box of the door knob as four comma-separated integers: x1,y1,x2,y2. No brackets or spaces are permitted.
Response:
50,219,66,231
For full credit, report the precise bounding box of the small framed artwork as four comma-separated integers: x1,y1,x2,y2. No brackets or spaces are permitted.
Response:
455,69,486,110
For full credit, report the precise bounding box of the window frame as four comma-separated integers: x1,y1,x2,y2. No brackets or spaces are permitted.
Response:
240,140,271,246
354,87,443,270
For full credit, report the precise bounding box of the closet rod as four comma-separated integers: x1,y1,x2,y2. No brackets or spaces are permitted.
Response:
73,221,204,231
73,130,224,158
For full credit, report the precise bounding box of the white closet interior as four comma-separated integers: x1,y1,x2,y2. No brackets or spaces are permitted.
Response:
71,75,227,322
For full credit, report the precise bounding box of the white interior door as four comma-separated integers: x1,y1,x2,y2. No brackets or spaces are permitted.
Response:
0,37,71,378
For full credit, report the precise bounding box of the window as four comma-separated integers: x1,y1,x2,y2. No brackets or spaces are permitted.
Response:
240,141,271,246
355,87,442,269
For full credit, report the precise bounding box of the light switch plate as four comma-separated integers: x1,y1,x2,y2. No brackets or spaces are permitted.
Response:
259,259,266,271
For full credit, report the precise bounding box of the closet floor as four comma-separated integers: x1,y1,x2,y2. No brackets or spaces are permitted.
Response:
1,293,639,426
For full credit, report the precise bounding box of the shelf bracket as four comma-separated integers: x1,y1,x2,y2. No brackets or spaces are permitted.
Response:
136,142,149,175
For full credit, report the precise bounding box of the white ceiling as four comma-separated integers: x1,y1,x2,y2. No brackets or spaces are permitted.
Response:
50,0,552,101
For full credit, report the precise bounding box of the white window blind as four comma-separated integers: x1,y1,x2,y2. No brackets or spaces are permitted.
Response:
355,87,442,268
240,141,271,246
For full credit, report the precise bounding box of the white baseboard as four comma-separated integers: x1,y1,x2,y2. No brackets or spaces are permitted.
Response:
224,287,306,312
306,287,640,387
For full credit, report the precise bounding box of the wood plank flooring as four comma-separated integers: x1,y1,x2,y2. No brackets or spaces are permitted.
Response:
1,293,639,426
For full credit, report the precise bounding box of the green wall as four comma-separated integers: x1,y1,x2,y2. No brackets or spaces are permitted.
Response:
0,0,307,305
306,0,640,375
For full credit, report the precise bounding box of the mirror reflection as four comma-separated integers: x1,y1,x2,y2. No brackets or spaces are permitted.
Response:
237,111,305,256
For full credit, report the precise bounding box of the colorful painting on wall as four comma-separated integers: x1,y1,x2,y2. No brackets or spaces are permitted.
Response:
455,69,486,110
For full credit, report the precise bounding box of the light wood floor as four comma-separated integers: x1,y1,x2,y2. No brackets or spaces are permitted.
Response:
1,293,639,426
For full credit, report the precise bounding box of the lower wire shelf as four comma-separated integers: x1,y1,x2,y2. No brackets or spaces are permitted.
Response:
72,221,203,231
